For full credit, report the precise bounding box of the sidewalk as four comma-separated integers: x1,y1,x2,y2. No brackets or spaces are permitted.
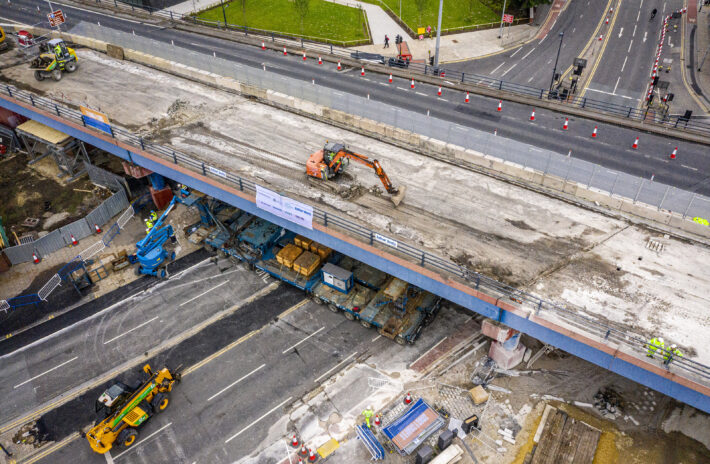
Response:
685,2,710,112
326,0,409,44
163,0,220,15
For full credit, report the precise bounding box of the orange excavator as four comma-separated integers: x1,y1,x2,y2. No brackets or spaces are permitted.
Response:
306,142,406,206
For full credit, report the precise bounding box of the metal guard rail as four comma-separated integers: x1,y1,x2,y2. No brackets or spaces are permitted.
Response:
3,83,709,384
80,0,710,136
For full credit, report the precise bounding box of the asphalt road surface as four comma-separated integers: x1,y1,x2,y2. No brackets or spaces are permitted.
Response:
1,0,709,196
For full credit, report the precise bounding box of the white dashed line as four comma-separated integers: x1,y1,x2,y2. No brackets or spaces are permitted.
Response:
490,62,505,74
522,48,536,60
225,398,292,443
14,357,78,389
208,364,266,401
104,316,160,345
282,327,325,353
179,281,229,306
415,92,427,96
314,352,357,383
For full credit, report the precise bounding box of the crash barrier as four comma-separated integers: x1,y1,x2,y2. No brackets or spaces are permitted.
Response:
0,200,136,311
71,0,710,136
355,424,385,460
3,84,709,388
1,189,129,265
49,25,710,224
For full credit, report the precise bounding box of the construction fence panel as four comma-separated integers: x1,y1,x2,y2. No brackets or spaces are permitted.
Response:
85,190,129,231
117,206,135,229
80,240,105,261
84,161,128,194
38,273,62,301
0,300,9,312
3,242,35,265
35,229,67,257
59,219,93,244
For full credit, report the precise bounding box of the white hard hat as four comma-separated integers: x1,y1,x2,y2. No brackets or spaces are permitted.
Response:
671,344,677,349
658,337,664,343
144,219,149,222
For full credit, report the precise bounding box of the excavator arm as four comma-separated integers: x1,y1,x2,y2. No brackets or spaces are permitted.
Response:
330,149,399,195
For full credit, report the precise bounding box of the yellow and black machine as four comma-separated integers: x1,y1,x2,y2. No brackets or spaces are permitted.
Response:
85,364,180,454
30,38,78,81
0,26,8,52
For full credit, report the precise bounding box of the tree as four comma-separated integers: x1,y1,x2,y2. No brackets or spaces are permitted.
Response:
293,0,310,34
414,0,427,26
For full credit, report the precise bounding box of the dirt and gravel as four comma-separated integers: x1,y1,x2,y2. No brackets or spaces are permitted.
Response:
3,49,710,369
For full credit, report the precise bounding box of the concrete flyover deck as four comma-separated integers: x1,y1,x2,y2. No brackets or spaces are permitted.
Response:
1,52,709,414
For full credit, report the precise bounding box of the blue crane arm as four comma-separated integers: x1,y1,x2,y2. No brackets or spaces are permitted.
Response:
137,196,177,249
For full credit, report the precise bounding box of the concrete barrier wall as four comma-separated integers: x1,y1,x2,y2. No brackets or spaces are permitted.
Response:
19,26,709,240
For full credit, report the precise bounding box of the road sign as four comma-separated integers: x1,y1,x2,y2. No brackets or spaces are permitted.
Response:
80,106,112,135
503,14,514,24
47,10,65,27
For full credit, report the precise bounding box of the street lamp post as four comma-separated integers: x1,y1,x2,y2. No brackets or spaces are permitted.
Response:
549,32,564,94
433,0,443,67
220,0,227,26
498,0,507,39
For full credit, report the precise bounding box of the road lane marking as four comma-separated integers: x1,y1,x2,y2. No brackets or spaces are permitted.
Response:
396,86,408,91
585,87,638,100
314,352,357,383
282,327,325,354
613,76,621,94
415,92,427,96
166,268,242,291
105,450,115,463
621,56,628,72
489,62,505,74
23,432,80,464
522,47,536,60
225,397,293,443
103,316,160,345
628,39,633,52
501,63,517,76
643,31,647,42
510,48,522,57
113,423,172,460
277,299,309,320
0,283,280,435
618,27,623,38
371,334,382,342
179,280,228,306
681,165,698,171
437,98,448,102
14,356,78,389
633,24,637,37
207,364,265,401
637,10,640,21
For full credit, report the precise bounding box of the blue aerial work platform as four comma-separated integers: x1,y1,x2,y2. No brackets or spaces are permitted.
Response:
130,196,178,278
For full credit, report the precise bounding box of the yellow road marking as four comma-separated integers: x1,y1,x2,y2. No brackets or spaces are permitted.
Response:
557,0,615,85
183,298,309,376
22,432,80,464
579,0,623,98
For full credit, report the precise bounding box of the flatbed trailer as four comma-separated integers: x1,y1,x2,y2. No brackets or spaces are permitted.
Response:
184,193,440,344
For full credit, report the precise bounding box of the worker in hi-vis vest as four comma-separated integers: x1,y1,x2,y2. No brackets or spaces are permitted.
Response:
646,337,664,357
362,405,374,428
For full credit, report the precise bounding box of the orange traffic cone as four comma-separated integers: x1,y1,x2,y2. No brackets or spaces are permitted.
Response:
562,117,569,130
70,234,78,246
33,252,40,264
465,92,469,103
302,51,307,61
388,74,393,83
261,42,265,50
361,67,365,76
337,60,341,71
308,448,317,462
404,392,412,404
300,444,308,456
529,109,536,121
632,137,639,149
374,414,381,426
592,126,598,138
598,34,603,41
437,86,442,96
94,224,102,234
291,435,299,447
497,100,502,111
283,47,288,56
670,147,677,159
410,79,415,89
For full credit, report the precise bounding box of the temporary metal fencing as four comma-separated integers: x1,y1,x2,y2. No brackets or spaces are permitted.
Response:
2,82,709,387
0,201,136,312
0,189,128,265
72,1,710,135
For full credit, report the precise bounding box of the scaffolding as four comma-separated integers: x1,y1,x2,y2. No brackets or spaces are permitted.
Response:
15,119,90,181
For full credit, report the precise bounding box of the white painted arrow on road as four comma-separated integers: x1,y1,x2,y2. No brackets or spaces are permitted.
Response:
643,31,648,42
618,27,624,38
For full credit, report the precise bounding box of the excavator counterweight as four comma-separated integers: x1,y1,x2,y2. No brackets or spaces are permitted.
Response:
306,142,405,206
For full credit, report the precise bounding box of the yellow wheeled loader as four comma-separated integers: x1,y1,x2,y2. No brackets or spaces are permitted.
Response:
85,364,180,454
30,38,78,82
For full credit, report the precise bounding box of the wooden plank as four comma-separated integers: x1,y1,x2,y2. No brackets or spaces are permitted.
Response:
16,119,70,145
531,410,568,464
555,417,581,462
572,424,602,464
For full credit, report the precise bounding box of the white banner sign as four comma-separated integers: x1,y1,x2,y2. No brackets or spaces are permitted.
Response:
374,233,398,248
256,185,313,230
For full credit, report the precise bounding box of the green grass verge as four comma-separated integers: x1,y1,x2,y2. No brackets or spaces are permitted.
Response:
359,0,501,33
194,0,369,43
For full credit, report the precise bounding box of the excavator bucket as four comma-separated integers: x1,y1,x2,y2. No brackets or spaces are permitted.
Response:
390,186,406,207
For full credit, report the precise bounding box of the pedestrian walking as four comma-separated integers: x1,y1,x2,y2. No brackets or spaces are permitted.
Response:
384,34,390,48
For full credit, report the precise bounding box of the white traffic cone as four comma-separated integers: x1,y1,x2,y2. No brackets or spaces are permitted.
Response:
592,126,598,138
632,137,639,149
337,60,341,71
388,74,392,83
94,223,102,234
529,109,536,121
404,392,412,404
361,67,365,76
33,252,40,264
497,100,502,111
562,117,568,130
318,56,322,65
70,234,78,246
465,92,469,103
437,86,442,96
410,79,415,89
283,47,287,56
670,147,677,159
291,434,299,447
